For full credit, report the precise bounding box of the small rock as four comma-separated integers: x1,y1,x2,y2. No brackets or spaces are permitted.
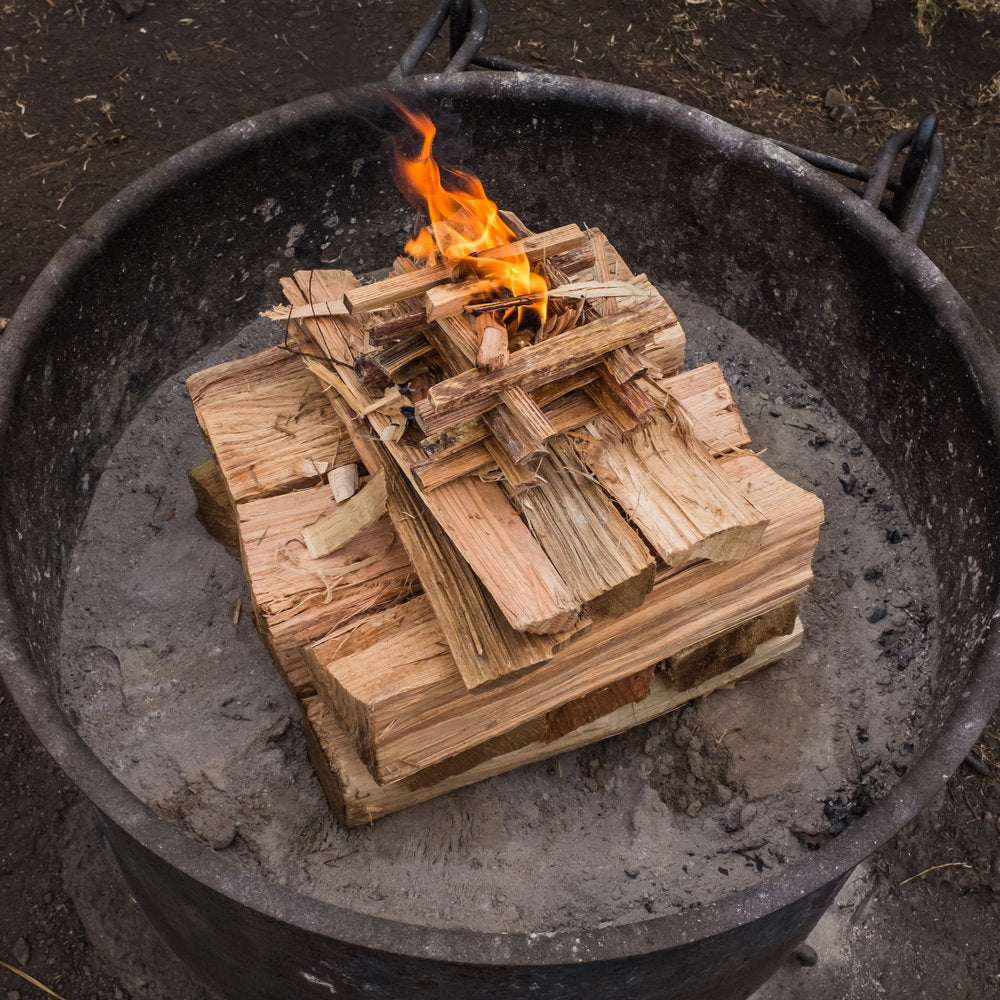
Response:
686,799,703,817
793,943,819,966
824,88,857,124
112,0,146,17
188,808,237,850
838,474,857,495
8,990,22,1000
740,803,758,827
11,938,29,967
624,867,640,879
886,528,904,544
791,0,871,37
673,724,693,748
715,783,734,804
867,606,888,624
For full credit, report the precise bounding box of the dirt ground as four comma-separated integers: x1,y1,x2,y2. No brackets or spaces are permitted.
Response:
1,0,999,998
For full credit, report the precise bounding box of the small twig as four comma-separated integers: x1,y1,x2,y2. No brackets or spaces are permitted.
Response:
0,960,68,1000
55,179,114,211
899,862,973,885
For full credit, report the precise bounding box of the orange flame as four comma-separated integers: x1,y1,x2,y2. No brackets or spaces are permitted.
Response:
389,98,548,328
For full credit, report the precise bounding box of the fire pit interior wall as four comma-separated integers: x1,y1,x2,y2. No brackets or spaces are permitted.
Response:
2,75,1000,1000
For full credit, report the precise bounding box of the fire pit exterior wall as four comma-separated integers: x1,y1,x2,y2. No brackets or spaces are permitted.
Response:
2,73,1000,1000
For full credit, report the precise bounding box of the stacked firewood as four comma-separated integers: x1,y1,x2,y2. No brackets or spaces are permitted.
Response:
187,222,823,826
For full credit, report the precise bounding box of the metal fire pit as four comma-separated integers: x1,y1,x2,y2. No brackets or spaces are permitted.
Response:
2,28,1000,1000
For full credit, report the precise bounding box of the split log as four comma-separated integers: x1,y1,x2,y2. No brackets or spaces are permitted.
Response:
545,667,656,743
188,458,241,558
665,598,799,691
508,437,656,618
579,403,768,569
186,346,360,503
301,621,803,825
304,453,824,783
401,473,580,635
237,484,416,697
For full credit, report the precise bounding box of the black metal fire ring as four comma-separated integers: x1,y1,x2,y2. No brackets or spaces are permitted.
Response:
1,69,999,988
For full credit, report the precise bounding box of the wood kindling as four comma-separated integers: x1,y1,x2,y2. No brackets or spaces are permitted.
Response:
475,313,509,372
462,280,657,317
369,331,435,381
424,278,494,320
602,345,648,384
368,311,432,346
582,369,658,432
411,361,748,492
301,469,388,559
415,302,667,436
342,225,587,314
483,388,557,465
261,299,351,321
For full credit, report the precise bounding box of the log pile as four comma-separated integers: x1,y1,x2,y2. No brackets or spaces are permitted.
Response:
187,223,823,826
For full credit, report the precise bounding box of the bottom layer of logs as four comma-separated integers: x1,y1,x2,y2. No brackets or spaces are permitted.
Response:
302,620,803,827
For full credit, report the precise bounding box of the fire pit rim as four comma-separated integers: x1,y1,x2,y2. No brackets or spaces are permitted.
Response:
2,69,1000,970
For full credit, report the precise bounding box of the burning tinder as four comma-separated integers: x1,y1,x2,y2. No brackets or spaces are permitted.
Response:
388,97,549,331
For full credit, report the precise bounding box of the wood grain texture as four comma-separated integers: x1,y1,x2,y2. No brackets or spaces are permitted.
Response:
508,437,656,618
186,346,359,503
579,401,768,569
301,621,803,825
305,453,823,783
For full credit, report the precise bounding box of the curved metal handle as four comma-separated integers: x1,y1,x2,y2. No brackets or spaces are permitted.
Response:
776,114,944,242
863,115,944,239
390,0,540,78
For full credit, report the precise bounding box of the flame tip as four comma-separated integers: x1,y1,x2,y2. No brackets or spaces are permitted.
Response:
389,98,549,330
